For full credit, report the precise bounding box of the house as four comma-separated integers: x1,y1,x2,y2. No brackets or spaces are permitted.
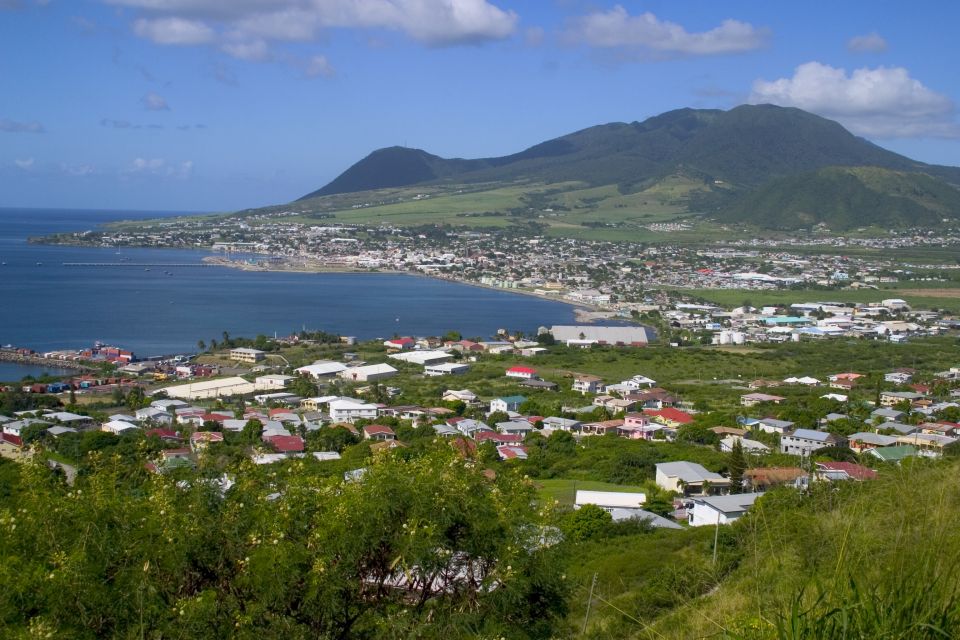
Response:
454,419,492,437
150,399,189,412
868,445,918,463
496,445,528,460
328,398,379,423
44,411,95,430
740,393,786,407
362,425,396,441
896,432,957,457
541,417,582,433
655,461,730,496
383,337,416,350
847,432,899,452
496,420,536,436
720,436,770,454
505,366,537,380
756,417,795,435
580,419,624,436
780,429,843,456
295,361,347,379
885,371,914,384
442,389,477,403
489,395,526,414
644,408,694,427
263,434,304,454
880,391,925,407
876,421,917,435
520,379,558,391
871,407,906,422
744,467,807,491
624,387,678,408
229,348,265,363
189,431,224,453
815,461,877,481
687,493,764,527
339,363,398,383
102,419,140,435
572,374,604,395
593,395,636,414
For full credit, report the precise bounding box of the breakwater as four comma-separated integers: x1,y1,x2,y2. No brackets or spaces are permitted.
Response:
0,350,90,371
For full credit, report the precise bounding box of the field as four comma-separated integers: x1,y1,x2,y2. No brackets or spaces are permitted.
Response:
536,478,648,505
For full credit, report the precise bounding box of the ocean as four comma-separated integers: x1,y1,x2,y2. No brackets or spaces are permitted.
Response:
0,207,579,370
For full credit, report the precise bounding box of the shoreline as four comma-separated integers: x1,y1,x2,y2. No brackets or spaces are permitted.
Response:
0,351,91,372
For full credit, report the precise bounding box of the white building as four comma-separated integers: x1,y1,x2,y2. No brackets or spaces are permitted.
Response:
688,493,764,527
295,361,347,379
160,376,257,400
229,348,265,364
328,398,379,423
655,461,730,495
424,362,470,376
255,375,295,390
338,364,398,383
389,350,453,367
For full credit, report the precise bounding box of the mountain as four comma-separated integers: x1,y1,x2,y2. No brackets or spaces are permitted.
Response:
295,104,960,230
301,105,960,198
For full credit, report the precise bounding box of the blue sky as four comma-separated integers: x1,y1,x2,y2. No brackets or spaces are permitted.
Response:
2,0,959,212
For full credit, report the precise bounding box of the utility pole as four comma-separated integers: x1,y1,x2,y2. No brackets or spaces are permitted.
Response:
712,510,721,566
582,573,597,635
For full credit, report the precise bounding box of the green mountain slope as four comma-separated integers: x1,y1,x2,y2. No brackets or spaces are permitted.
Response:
301,105,960,200
719,166,960,230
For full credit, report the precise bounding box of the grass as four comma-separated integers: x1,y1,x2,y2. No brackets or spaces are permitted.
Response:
643,460,960,639
536,478,648,505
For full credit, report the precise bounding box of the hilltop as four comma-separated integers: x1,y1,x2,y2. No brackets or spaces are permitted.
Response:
285,105,960,233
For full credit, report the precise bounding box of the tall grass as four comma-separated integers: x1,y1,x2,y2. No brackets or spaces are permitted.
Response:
644,459,960,639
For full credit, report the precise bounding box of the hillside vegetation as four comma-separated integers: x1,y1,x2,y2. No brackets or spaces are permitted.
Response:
280,105,960,233
644,459,960,639
720,166,960,230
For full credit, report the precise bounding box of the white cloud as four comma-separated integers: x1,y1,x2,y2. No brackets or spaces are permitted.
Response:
134,16,215,44
847,32,887,53
129,157,193,178
14,157,34,170
0,118,45,133
107,0,518,52
565,6,767,57
750,61,959,138
61,163,96,176
305,54,334,78
220,38,271,61
141,91,170,111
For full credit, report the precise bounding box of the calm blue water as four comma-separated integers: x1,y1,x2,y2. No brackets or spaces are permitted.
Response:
0,363,76,381
0,208,578,359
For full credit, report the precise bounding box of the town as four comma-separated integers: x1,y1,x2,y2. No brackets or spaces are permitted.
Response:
3,321,959,533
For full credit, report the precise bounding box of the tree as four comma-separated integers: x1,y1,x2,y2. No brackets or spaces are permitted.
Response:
729,439,746,494
562,503,612,541
197,339,206,352
241,419,262,444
